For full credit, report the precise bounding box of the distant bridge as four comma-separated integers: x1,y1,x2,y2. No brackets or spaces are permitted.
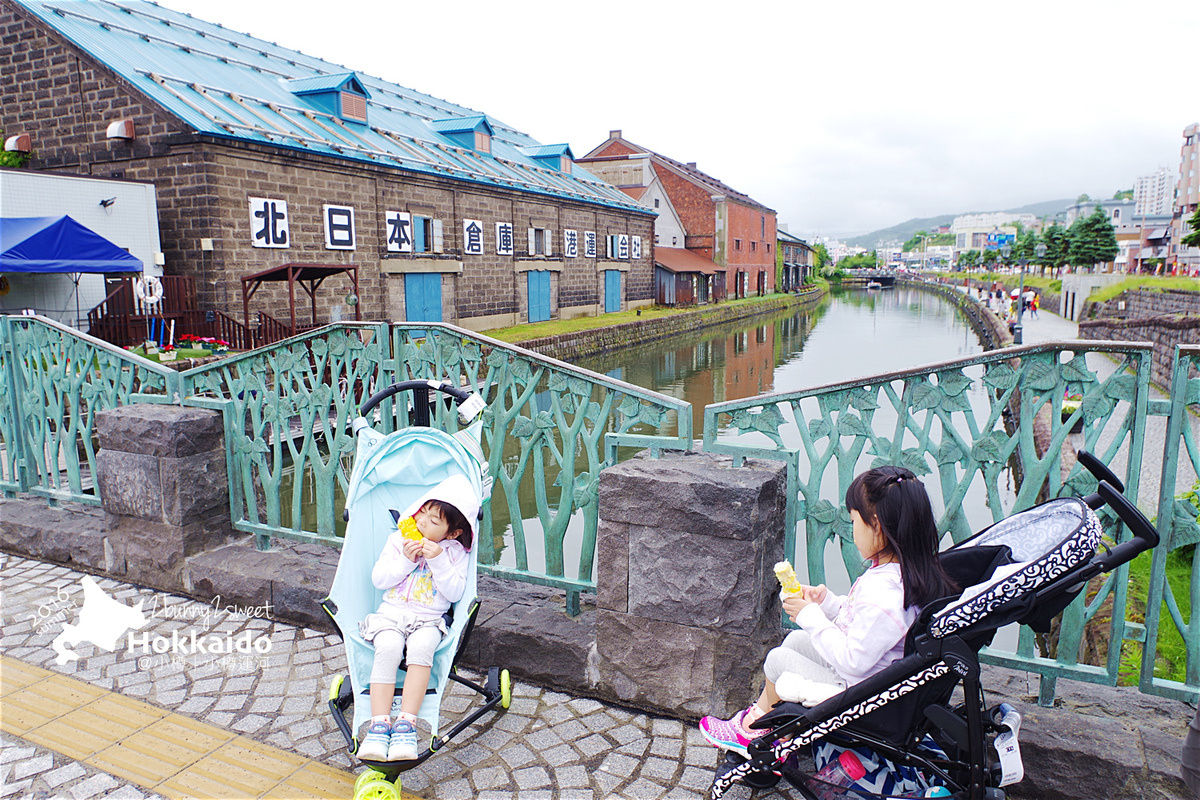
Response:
840,270,897,287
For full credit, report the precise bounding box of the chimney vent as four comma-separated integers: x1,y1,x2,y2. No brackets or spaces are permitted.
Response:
686,162,697,170
609,129,622,139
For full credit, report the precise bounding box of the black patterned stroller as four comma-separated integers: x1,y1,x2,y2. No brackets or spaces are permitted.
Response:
711,451,1161,800
323,380,510,800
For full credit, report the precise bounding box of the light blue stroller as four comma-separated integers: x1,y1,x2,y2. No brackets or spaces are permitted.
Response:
324,380,509,800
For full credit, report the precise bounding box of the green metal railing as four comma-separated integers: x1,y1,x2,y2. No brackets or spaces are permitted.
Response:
1145,345,1200,701
703,339,1197,703
171,322,689,614
0,315,179,503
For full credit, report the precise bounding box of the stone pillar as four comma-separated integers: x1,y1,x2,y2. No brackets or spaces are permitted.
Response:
594,450,787,719
95,404,235,592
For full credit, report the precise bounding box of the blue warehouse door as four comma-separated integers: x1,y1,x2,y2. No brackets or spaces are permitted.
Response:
604,270,621,313
528,271,551,323
405,273,442,322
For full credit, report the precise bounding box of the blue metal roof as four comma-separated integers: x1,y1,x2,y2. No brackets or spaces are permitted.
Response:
16,0,648,215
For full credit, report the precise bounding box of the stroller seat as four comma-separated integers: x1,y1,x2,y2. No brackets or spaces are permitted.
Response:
322,380,509,798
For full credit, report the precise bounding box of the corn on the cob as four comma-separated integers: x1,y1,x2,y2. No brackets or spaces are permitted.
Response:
774,560,803,596
397,515,423,540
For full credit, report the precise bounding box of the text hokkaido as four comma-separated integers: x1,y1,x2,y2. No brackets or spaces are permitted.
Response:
127,630,272,655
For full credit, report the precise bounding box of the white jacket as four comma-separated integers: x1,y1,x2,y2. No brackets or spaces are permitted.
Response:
370,474,479,624
796,561,918,685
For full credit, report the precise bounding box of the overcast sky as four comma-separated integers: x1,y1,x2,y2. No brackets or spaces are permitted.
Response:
157,0,1199,240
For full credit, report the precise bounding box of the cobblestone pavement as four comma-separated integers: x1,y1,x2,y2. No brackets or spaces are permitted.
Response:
2,554,790,799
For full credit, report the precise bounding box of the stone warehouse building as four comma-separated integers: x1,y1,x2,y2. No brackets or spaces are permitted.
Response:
1,0,655,333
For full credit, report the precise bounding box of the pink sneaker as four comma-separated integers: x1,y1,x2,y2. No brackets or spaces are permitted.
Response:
699,708,754,756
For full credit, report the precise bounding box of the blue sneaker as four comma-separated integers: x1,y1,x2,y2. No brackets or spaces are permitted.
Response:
358,720,392,761
388,718,418,761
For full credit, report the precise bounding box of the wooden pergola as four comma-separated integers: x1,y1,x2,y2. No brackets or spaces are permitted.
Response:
241,263,360,339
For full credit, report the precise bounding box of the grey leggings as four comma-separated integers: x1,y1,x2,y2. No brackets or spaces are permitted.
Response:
368,626,442,685
763,630,845,687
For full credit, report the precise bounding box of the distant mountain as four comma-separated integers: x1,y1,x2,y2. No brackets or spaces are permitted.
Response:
844,199,1073,250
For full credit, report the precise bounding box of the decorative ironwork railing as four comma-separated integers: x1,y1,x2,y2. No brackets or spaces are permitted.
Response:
1145,345,1200,702
0,315,179,503
702,340,1188,702
169,322,690,614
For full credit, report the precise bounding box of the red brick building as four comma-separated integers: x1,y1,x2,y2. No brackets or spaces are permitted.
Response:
1,1,655,336
578,131,777,299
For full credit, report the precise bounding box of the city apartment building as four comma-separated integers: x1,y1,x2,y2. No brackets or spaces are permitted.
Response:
1,0,655,333
1171,123,1200,273
1135,167,1173,217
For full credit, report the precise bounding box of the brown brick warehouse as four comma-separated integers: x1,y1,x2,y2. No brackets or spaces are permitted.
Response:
1,0,656,336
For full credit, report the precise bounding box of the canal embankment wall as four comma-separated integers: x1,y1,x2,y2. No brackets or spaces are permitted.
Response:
512,286,824,360
1077,288,1200,389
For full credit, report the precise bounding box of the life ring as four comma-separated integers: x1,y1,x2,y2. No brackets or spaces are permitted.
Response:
134,275,164,305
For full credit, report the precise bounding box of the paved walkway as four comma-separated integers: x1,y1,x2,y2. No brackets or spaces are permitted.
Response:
1,553,777,800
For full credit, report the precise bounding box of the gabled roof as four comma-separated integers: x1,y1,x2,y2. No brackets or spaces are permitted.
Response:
286,72,369,97
521,143,573,159
15,0,646,215
580,135,774,214
429,115,493,135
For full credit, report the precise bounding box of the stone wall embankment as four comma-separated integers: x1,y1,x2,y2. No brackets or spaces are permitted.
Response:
514,287,823,361
1079,314,1200,388
1077,288,1200,388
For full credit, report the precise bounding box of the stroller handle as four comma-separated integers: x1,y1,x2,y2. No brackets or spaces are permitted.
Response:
360,380,483,427
1076,450,1125,508
1092,480,1160,570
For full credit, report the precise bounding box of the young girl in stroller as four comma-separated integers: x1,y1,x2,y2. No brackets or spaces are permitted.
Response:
700,465,956,756
355,475,479,762
706,451,1160,800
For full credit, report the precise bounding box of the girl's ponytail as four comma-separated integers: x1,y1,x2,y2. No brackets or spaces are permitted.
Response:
846,466,956,608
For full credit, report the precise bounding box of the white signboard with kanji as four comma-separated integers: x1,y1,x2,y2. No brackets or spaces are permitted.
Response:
463,219,484,255
631,235,642,260
496,222,515,256
584,230,597,258
563,229,578,258
385,211,413,253
617,234,630,260
323,205,356,250
249,197,289,248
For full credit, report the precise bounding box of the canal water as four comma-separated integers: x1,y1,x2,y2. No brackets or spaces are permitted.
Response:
575,285,987,439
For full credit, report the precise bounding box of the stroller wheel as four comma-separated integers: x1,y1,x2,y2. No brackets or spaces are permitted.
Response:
500,669,512,709
354,778,399,800
718,751,780,790
353,769,387,795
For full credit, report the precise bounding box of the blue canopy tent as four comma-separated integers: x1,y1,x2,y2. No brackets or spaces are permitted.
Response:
1,215,145,329
1,216,144,274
